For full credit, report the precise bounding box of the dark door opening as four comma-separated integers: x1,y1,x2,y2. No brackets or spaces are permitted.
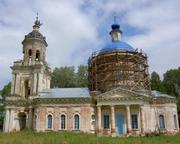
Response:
18,112,26,130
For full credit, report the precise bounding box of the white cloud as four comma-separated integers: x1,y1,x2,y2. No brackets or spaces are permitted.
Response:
0,0,180,89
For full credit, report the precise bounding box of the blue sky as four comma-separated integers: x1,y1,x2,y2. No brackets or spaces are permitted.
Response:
0,0,180,89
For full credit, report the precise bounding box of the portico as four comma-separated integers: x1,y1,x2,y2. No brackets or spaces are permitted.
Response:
96,104,143,136
95,87,149,136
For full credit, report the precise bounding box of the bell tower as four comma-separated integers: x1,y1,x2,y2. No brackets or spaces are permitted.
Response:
22,15,47,66
10,15,51,98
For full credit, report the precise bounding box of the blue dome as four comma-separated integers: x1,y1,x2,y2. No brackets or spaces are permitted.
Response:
99,41,135,54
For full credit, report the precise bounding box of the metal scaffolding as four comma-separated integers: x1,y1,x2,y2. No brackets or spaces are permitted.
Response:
88,49,150,93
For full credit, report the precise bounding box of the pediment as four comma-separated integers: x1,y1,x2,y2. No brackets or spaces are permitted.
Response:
96,87,150,100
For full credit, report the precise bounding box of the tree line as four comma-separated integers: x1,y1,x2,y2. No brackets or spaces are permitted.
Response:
1,66,180,98
151,68,180,97
150,68,180,113
51,65,88,88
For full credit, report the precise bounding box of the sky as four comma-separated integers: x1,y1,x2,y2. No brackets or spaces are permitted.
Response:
0,0,180,89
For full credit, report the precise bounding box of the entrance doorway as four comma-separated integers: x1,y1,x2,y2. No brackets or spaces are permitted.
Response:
115,115,125,134
18,112,26,130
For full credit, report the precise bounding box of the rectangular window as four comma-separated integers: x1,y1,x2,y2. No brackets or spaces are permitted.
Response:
159,115,165,129
104,115,110,129
131,114,138,129
174,115,178,129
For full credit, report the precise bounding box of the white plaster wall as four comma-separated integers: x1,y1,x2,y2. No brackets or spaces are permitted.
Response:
143,103,179,133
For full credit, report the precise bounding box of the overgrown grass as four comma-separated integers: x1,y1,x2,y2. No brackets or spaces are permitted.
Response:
0,131,180,144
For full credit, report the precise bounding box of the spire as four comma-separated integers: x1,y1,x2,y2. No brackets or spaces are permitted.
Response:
114,16,116,24
33,12,42,31
110,16,122,41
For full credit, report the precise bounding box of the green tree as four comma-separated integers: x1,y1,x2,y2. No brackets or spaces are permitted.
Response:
0,82,11,129
150,72,165,92
0,105,4,129
76,65,88,87
51,65,88,88
163,67,180,97
1,82,11,99
51,66,76,88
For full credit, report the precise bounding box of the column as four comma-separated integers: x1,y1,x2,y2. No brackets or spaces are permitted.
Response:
40,50,44,62
28,108,33,129
97,106,102,134
33,73,37,94
38,73,42,92
110,105,115,134
24,49,28,65
3,108,10,132
9,109,13,132
31,49,36,65
15,113,20,131
11,74,15,94
126,105,131,133
15,74,20,95
140,106,145,134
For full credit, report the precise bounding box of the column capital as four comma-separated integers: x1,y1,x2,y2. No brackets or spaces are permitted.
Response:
110,105,115,108
126,105,130,110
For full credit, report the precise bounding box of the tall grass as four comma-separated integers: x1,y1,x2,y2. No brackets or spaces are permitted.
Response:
0,131,180,144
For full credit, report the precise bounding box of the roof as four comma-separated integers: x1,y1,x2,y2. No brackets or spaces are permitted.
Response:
22,30,48,46
38,88,90,98
99,41,135,54
151,90,175,98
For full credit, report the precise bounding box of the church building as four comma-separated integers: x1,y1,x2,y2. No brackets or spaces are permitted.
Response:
3,17,179,136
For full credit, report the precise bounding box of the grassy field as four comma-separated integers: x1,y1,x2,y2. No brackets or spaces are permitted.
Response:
0,131,180,144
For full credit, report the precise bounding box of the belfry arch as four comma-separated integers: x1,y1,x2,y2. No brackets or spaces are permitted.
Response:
24,80,30,98
35,50,40,61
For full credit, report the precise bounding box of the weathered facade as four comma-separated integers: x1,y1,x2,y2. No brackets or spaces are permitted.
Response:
3,17,179,136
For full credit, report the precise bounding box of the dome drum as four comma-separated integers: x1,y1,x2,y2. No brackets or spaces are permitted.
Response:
88,50,150,93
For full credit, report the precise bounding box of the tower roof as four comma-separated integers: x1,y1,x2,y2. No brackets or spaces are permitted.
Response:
99,19,135,54
22,15,48,46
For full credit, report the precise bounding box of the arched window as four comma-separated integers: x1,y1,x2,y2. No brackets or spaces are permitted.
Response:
173,115,178,129
159,115,165,129
36,50,40,61
61,115,66,130
74,114,80,130
24,80,30,98
91,114,95,121
28,49,32,57
28,49,32,64
47,115,52,129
